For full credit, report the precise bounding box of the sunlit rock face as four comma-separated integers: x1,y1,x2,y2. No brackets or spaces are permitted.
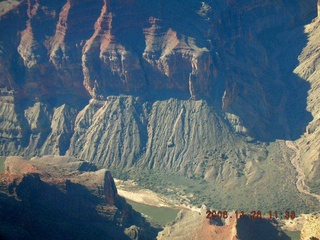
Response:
0,0,318,179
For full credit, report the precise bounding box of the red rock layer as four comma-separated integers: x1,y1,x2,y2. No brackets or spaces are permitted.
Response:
0,0,317,148
0,0,222,101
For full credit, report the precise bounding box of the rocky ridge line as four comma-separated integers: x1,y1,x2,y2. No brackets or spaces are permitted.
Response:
0,155,160,239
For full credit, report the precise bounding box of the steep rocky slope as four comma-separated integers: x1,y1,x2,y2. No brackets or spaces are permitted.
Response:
0,0,320,217
0,156,160,239
293,12,320,194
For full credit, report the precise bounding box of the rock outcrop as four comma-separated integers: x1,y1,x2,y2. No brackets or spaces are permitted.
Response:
292,6,320,192
158,206,290,240
0,156,160,239
301,213,320,240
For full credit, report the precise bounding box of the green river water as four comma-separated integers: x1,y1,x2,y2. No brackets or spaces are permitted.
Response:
126,199,180,227
284,231,300,240
126,199,300,239
0,156,5,173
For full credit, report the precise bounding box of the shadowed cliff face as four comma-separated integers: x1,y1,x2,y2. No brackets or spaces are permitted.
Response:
0,1,318,174
0,0,316,139
0,156,160,239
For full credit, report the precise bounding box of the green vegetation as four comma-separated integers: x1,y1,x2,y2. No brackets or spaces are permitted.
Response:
308,180,320,195
110,142,320,216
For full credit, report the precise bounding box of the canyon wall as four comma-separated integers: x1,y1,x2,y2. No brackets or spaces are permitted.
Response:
0,0,319,184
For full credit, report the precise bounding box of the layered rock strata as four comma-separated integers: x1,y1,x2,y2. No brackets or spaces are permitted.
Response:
0,0,317,143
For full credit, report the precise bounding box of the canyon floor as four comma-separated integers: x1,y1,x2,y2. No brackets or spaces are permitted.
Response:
114,173,313,234
115,178,200,212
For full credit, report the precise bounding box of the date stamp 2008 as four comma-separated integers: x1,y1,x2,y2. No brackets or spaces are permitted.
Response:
206,210,295,220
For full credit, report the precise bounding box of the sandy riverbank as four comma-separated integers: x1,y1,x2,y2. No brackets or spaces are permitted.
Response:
114,178,200,212
280,214,307,231
114,178,173,207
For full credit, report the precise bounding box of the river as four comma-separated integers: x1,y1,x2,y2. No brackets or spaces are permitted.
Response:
126,199,180,227
126,199,300,239
0,156,5,173
0,157,301,239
